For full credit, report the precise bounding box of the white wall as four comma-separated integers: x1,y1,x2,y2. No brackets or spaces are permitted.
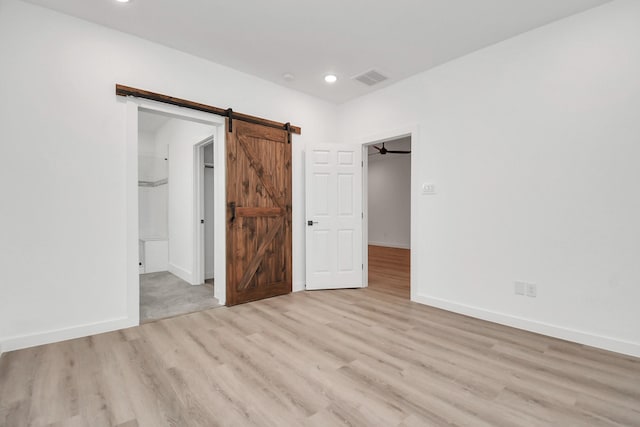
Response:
340,0,640,357
138,130,167,183
138,131,157,163
159,118,214,284
0,0,338,352
138,130,168,240
368,152,411,249
138,186,168,240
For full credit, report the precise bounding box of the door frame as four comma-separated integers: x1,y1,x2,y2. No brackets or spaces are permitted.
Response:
125,98,227,325
359,125,418,300
194,136,214,287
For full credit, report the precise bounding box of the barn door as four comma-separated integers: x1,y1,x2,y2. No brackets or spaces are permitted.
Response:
226,120,292,306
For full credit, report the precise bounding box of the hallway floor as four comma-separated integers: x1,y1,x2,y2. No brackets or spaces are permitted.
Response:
140,272,221,323
368,244,410,299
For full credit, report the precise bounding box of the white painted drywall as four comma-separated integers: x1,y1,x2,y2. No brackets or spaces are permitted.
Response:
0,0,337,351
340,0,640,356
138,186,168,240
204,144,215,280
368,152,411,249
159,118,214,284
138,131,157,163
138,129,168,240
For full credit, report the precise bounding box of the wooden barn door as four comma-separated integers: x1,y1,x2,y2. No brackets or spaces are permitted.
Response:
226,119,292,306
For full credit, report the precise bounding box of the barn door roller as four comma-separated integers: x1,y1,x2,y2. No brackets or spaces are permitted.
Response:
284,122,291,144
227,108,234,133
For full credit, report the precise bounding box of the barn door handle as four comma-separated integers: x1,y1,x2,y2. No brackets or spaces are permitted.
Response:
229,202,236,223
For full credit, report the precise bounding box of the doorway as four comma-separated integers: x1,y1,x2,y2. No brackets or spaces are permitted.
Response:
126,98,227,324
363,136,412,299
202,141,215,284
136,110,222,322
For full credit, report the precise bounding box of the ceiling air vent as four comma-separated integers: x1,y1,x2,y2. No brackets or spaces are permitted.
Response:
353,69,388,86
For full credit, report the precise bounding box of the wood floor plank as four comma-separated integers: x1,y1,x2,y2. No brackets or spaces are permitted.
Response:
1,245,639,426
27,342,79,425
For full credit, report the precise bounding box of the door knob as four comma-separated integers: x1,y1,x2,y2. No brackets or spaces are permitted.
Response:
307,220,318,226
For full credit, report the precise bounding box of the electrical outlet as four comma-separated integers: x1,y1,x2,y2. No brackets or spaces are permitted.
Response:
526,283,537,298
422,183,436,195
514,281,525,295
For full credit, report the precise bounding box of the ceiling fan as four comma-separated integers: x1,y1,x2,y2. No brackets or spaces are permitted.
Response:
371,142,411,155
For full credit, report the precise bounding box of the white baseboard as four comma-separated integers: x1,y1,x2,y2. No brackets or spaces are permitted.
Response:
293,281,306,292
368,241,410,250
169,263,195,285
0,316,137,353
413,294,640,358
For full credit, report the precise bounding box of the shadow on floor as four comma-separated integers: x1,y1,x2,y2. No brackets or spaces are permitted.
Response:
140,272,221,323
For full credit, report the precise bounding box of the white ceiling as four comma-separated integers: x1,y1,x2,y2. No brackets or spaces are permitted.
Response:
138,110,171,133
24,0,610,103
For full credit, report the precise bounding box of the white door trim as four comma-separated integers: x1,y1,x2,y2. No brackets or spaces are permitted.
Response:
194,136,214,288
358,125,418,300
126,98,227,325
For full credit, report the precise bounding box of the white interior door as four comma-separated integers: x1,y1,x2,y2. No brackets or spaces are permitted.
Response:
305,144,363,290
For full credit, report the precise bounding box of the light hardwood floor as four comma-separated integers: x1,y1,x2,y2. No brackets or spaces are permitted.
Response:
1,246,639,426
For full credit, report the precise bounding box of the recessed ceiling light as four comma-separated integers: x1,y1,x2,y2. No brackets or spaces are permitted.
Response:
324,74,337,84
282,73,295,82
115,0,131,3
